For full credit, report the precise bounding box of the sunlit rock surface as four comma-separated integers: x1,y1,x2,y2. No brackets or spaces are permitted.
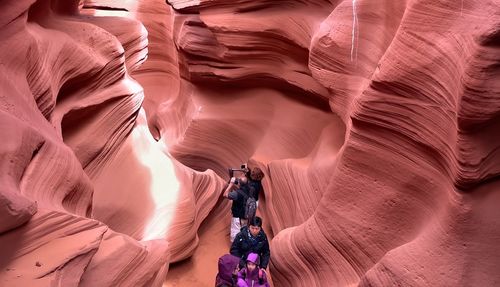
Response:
1,0,499,286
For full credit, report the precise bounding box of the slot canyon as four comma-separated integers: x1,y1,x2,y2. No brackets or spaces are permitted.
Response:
0,0,499,286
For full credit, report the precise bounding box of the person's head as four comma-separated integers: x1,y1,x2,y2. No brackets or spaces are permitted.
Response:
249,167,265,181
248,216,262,237
246,253,259,272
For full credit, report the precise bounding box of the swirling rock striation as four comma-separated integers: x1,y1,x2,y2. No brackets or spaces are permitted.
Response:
1,0,499,286
0,0,171,286
165,0,500,286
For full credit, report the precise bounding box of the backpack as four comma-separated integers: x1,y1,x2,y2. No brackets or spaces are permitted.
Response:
215,254,240,287
244,187,257,220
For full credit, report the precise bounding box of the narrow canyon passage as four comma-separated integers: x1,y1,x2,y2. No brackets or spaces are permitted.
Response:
162,83,344,286
0,0,499,286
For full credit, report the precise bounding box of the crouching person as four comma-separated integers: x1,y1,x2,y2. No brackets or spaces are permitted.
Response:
230,217,270,270
236,253,270,287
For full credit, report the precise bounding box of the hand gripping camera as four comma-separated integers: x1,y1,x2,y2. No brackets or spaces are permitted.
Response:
228,163,249,185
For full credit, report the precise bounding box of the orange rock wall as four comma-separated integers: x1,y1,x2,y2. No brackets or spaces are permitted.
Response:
1,0,499,286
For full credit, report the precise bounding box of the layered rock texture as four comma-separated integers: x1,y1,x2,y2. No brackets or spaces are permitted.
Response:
1,0,499,286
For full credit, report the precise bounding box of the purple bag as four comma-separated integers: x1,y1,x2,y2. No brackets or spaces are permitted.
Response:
215,254,240,287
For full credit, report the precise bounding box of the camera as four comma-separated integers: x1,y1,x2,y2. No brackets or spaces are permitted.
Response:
228,163,250,180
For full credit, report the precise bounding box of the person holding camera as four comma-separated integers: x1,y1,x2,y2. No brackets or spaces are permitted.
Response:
230,165,265,206
223,173,251,242
223,164,266,242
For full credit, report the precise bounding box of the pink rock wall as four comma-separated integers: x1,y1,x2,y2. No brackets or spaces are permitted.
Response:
0,0,170,285
1,0,499,286
165,0,500,285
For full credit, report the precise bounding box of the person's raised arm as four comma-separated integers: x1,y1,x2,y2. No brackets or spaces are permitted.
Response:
223,177,237,199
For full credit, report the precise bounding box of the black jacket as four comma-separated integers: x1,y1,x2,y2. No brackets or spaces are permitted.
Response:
230,226,271,269
228,179,262,218
228,184,251,219
248,179,263,201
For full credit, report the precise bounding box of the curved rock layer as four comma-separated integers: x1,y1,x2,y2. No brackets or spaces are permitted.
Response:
165,0,500,286
81,0,229,264
1,0,499,286
0,0,173,285
0,0,208,286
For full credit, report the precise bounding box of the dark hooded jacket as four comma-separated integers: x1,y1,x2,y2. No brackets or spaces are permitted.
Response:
215,254,240,287
247,179,263,201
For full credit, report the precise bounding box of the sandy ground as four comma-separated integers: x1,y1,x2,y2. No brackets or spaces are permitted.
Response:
163,196,232,287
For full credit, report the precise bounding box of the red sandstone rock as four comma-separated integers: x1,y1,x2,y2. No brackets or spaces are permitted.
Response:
1,0,499,286
0,0,169,285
